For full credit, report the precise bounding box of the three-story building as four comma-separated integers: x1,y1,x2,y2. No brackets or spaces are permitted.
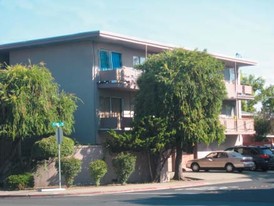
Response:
0,30,256,166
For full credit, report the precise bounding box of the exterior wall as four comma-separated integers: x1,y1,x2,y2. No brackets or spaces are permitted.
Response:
197,135,239,158
34,145,152,188
9,41,97,144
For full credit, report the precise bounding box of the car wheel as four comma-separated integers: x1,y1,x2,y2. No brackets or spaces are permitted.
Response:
191,163,200,172
225,163,234,172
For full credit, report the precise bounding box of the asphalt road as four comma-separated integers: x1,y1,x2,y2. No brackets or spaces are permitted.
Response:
1,172,274,206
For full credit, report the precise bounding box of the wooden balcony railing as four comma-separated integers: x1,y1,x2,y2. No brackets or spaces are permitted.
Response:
97,67,142,91
225,82,254,100
219,117,255,135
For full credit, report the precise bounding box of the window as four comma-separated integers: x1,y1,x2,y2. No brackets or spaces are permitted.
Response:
133,56,146,66
99,50,122,71
221,101,236,117
99,96,122,117
223,68,236,82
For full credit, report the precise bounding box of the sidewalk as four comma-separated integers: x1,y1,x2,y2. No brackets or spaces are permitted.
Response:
0,171,252,198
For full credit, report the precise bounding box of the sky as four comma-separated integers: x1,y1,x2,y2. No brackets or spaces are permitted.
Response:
0,0,273,86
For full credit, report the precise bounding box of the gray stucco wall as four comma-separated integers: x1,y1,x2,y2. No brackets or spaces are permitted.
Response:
9,41,97,144
7,40,151,145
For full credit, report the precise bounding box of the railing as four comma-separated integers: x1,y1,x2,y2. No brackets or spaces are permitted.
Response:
99,116,133,130
219,116,255,135
225,82,254,100
97,67,142,91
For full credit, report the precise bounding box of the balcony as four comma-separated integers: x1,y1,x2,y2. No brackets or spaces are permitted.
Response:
99,115,133,130
97,67,142,91
225,82,254,100
219,116,255,135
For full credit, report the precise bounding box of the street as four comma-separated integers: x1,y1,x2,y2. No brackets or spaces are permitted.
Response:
1,171,274,206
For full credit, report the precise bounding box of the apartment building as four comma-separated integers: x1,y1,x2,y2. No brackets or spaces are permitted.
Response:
0,31,256,157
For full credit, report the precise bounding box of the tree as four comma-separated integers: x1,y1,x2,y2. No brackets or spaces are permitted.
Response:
0,64,78,163
261,85,274,117
135,49,226,180
241,74,265,112
241,74,274,140
106,116,175,182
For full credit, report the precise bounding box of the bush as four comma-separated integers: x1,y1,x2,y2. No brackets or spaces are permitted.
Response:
112,152,136,185
89,160,108,186
32,136,75,160
6,173,34,190
55,157,81,187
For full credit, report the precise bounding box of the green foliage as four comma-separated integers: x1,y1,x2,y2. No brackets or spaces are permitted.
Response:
55,157,81,187
241,74,265,112
135,49,226,179
254,116,271,141
89,160,108,186
6,173,34,190
112,152,136,185
136,49,226,145
0,63,78,140
106,116,174,154
261,85,274,117
32,136,75,160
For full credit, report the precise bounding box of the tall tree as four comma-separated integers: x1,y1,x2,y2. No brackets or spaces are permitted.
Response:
0,64,78,161
135,49,226,180
241,74,265,112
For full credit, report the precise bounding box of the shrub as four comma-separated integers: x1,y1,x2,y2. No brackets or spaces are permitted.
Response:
6,173,34,190
89,160,108,186
55,157,81,187
112,152,136,185
32,136,75,160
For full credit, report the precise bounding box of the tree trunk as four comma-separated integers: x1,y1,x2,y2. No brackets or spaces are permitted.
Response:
173,144,183,180
147,151,154,182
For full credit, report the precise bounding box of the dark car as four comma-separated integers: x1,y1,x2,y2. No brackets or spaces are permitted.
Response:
225,146,274,171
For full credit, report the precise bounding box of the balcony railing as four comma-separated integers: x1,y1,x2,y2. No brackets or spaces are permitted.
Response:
219,116,255,135
99,116,133,130
97,67,142,91
225,82,254,100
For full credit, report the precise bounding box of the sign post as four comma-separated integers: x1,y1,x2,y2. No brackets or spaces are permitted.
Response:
52,121,64,189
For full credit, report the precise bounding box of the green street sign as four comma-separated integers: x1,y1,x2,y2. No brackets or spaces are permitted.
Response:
52,121,64,128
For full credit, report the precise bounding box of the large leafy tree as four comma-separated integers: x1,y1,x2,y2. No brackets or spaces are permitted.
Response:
0,64,78,161
241,74,265,112
135,49,226,180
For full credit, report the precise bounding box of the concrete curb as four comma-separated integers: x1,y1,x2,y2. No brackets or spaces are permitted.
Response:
0,180,206,198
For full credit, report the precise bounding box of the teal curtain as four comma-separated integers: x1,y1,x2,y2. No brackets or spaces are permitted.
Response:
100,50,110,71
112,52,122,69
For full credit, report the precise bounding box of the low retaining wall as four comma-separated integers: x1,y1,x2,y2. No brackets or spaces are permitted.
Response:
34,145,152,187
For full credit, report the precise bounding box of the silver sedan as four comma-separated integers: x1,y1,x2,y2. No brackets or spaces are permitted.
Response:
186,151,255,172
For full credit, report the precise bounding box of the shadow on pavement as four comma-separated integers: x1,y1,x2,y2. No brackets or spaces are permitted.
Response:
122,188,274,206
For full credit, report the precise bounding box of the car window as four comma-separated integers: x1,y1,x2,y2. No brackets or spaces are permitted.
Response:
243,148,251,155
229,152,243,158
206,152,218,158
237,148,243,154
217,152,228,158
250,149,258,155
261,148,273,156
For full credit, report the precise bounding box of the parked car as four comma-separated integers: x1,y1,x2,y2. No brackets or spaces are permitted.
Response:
225,146,274,171
186,151,254,172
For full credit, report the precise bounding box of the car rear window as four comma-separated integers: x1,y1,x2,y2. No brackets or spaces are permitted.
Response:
261,148,273,155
